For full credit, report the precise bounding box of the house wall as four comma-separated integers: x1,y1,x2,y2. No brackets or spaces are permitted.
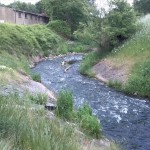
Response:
0,6,49,25
0,6,15,23
15,12,46,25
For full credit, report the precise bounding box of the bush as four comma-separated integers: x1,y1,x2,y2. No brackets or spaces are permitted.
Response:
32,73,41,82
78,103,92,117
77,103,102,138
73,23,99,46
47,20,71,39
56,91,74,120
54,91,102,139
29,93,48,105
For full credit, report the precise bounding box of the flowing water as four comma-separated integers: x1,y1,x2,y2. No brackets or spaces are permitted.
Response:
32,54,150,150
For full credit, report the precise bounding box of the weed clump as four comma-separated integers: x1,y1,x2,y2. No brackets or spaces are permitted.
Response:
56,91,102,138
77,103,102,138
56,90,73,120
32,73,41,82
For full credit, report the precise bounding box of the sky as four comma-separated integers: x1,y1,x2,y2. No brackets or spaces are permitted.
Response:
0,0,133,8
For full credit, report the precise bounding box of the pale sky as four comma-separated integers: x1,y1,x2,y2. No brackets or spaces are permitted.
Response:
0,0,133,8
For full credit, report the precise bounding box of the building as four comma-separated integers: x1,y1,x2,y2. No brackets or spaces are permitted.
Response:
0,6,49,25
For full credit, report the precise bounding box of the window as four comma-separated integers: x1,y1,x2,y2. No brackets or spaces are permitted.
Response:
30,15,33,20
38,17,40,21
25,13,28,19
35,16,37,20
18,12,22,18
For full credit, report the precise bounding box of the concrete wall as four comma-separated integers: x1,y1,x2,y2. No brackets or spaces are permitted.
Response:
0,6,15,23
0,6,49,25
15,11,47,25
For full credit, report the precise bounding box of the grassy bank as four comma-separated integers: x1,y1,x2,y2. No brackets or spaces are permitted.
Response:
81,15,150,98
0,23,87,85
0,24,82,150
107,15,150,98
0,94,80,150
0,23,120,149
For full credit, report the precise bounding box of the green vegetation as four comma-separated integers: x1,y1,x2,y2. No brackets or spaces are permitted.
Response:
0,23,88,85
47,20,71,39
56,91,74,120
56,91,102,138
0,23,64,57
80,52,106,77
105,0,137,48
0,94,80,150
108,80,123,91
7,1,43,14
107,15,150,97
134,0,150,15
42,0,96,34
73,22,100,46
32,73,41,82
29,93,48,105
0,23,66,85
77,103,101,138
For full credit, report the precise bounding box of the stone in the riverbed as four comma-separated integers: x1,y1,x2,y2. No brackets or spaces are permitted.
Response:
45,103,56,111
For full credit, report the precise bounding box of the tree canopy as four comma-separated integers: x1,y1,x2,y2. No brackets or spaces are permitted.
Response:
8,1,43,14
134,0,150,15
107,0,137,45
42,0,96,33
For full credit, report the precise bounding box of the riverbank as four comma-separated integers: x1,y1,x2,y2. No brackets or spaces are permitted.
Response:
33,54,150,149
0,23,119,149
81,15,150,99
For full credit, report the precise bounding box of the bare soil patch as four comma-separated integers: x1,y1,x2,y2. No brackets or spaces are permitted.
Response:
92,58,131,84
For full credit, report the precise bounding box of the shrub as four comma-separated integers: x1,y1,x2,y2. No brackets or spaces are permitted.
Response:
29,93,48,105
77,103,102,138
56,90,74,120
78,103,92,117
55,91,102,138
73,23,99,46
47,20,71,39
32,73,41,82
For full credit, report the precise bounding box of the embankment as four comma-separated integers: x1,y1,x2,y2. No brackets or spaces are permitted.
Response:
92,15,150,98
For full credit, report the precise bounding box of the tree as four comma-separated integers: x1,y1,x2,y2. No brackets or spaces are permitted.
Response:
134,0,150,15
8,1,38,13
103,0,137,49
35,1,44,14
42,0,95,34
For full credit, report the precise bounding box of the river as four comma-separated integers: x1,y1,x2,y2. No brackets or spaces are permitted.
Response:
32,54,150,150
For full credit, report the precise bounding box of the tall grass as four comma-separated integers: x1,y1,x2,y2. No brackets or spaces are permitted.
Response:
0,94,80,150
56,91,102,139
0,24,64,57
